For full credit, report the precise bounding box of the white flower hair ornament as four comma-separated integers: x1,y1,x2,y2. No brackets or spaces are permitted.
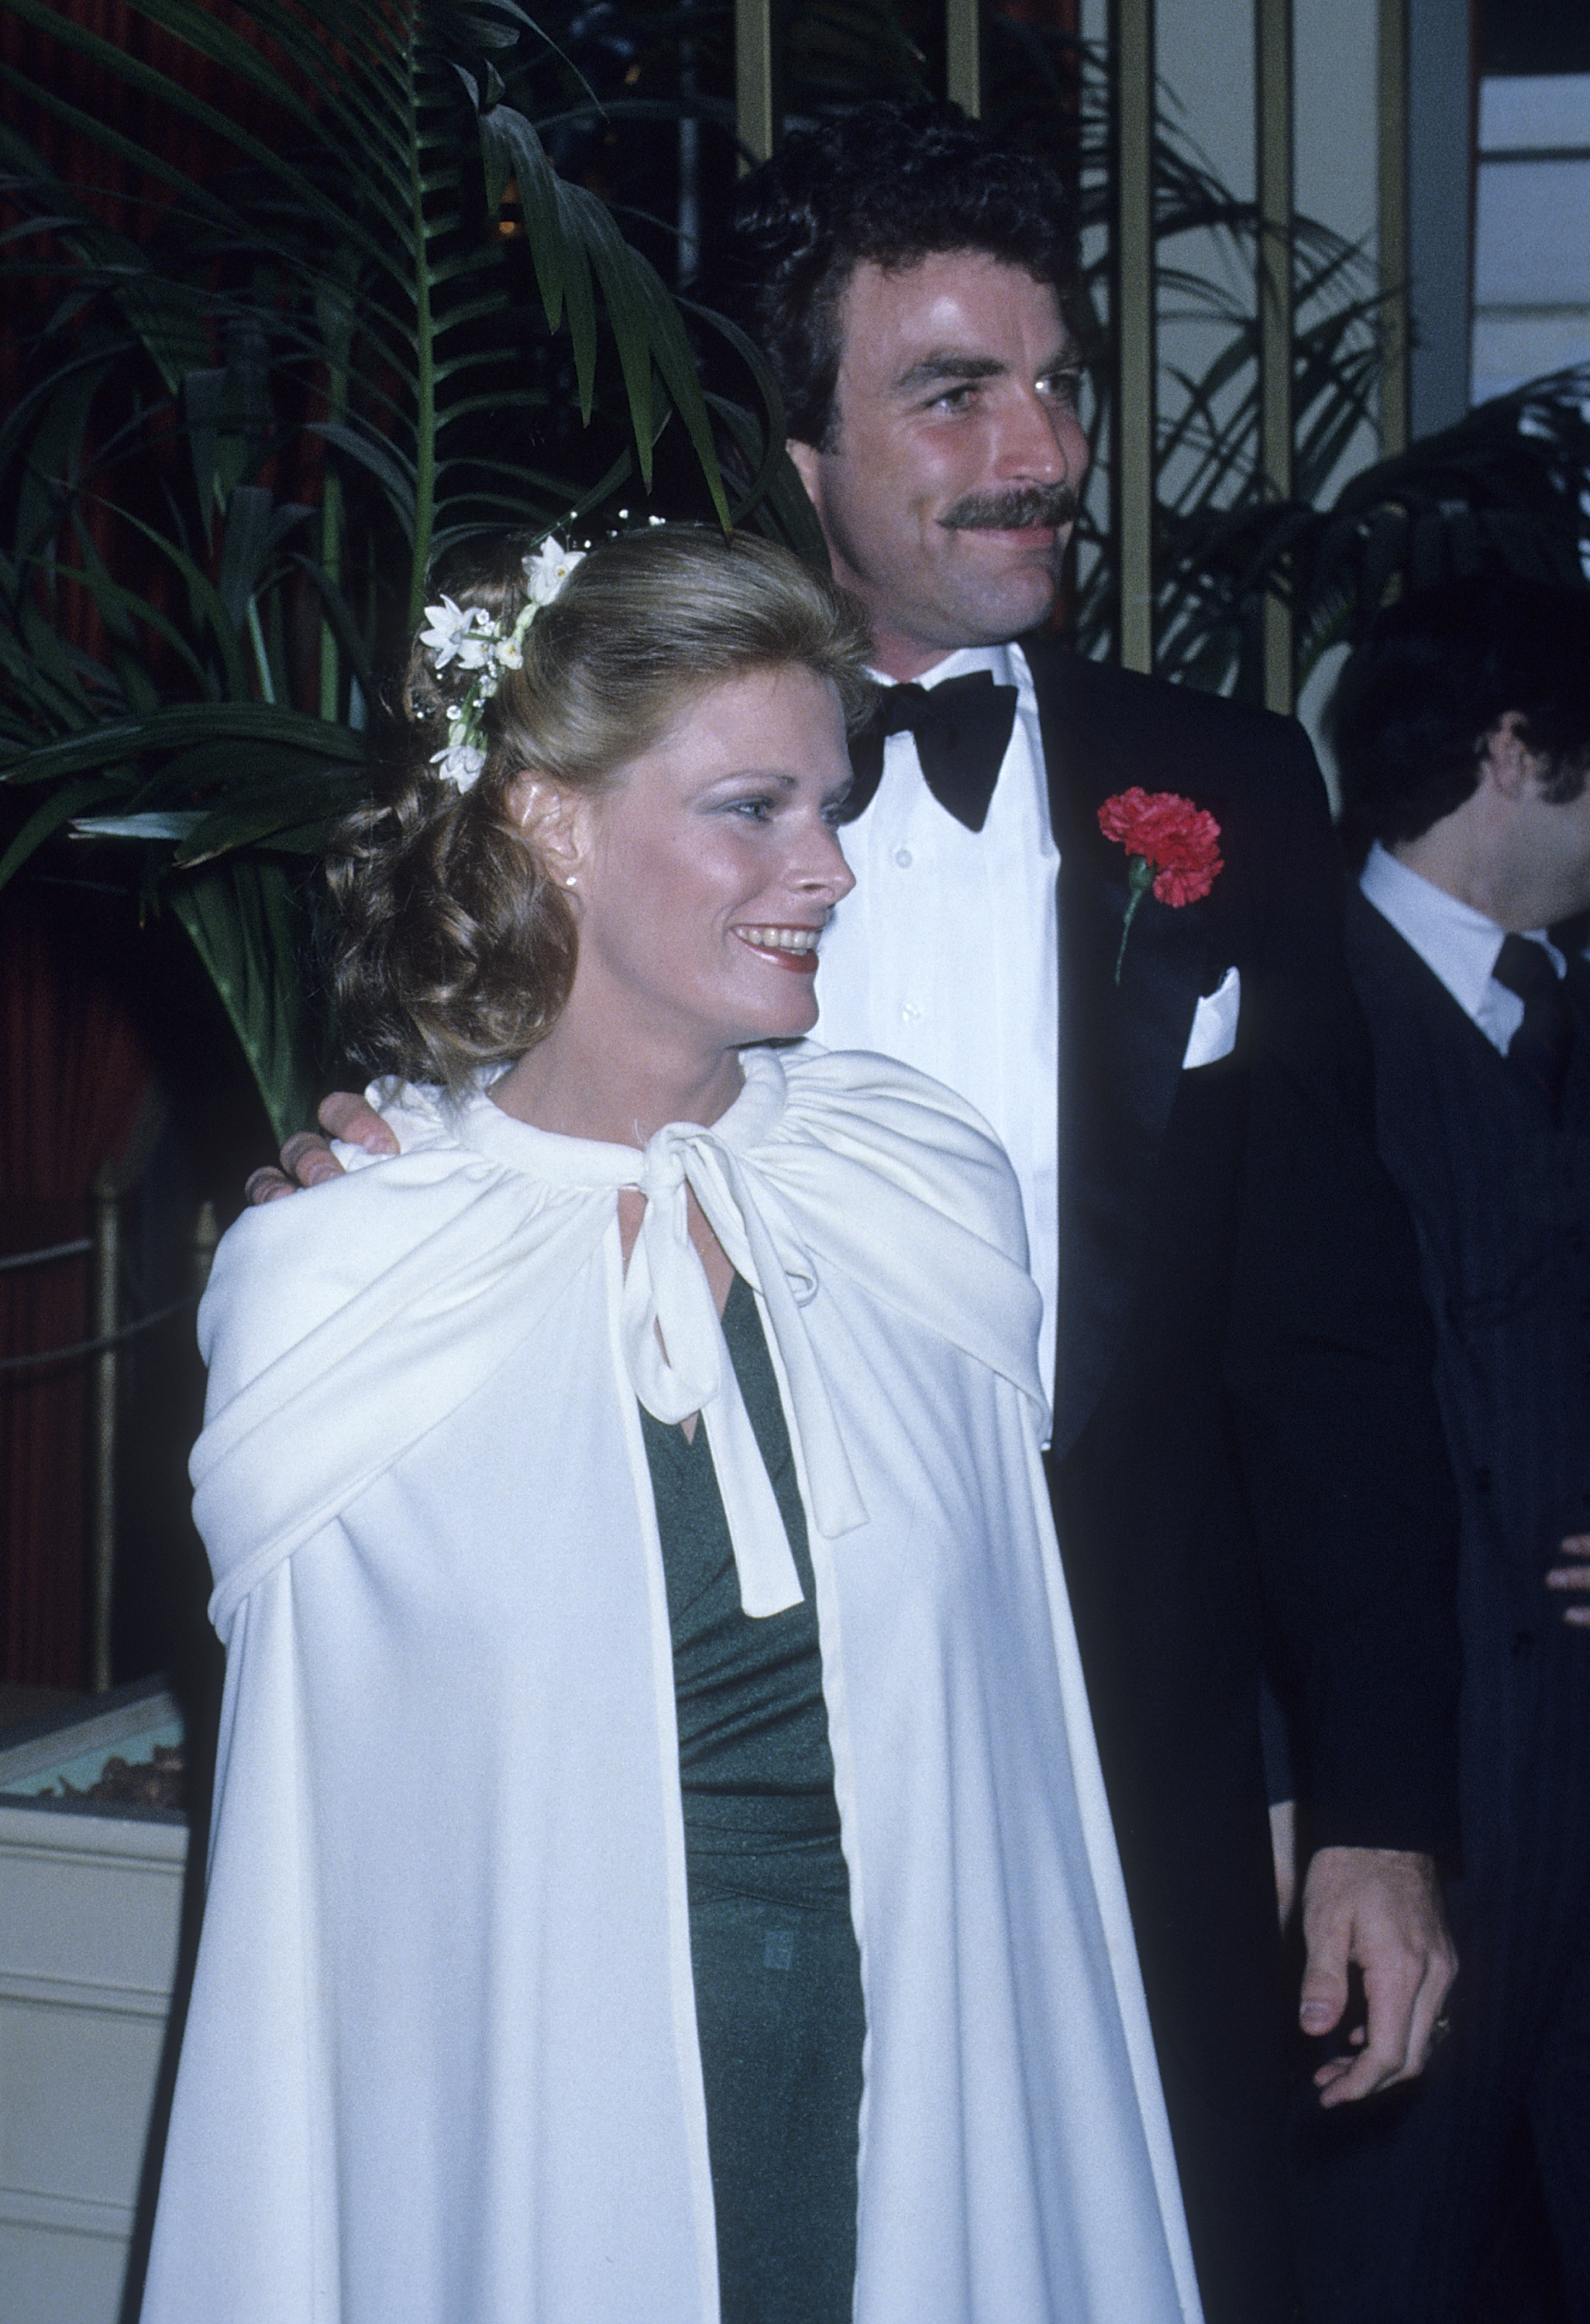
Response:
418,536,587,794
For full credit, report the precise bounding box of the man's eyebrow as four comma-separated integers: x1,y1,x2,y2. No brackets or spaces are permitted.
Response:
891,348,1082,397
893,352,1007,395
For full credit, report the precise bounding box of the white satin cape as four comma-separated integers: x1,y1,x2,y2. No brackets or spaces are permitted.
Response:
142,1044,1201,2324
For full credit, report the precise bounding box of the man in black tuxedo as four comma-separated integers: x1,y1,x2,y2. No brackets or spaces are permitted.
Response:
724,105,1458,2323
267,104,1461,2323
1289,577,1590,2322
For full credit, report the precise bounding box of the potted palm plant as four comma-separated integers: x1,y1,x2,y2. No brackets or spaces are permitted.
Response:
0,0,782,1138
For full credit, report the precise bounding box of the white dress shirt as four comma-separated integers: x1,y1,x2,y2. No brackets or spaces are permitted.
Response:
1359,839,1565,1053
816,641,1062,1395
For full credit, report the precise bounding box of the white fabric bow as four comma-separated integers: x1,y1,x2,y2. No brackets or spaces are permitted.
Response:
618,1123,865,1617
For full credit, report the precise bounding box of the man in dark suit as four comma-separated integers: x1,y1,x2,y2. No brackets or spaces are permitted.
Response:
725,104,1459,2323
268,104,1461,2322
1289,577,1590,2322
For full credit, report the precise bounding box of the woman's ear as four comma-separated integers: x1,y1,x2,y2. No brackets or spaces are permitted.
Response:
508,773,589,891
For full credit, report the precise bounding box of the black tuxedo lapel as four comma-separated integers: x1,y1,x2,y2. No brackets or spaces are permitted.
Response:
1024,638,1224,1459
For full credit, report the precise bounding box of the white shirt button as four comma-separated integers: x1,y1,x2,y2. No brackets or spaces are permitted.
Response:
893,846,913,868
901,1001,923,1023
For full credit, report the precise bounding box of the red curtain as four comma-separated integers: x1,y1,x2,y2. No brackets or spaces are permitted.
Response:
1,888,153,1687
999,0,1079,25
0,3,296,1689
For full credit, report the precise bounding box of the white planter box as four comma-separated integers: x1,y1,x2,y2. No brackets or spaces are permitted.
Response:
0,1686,190,2324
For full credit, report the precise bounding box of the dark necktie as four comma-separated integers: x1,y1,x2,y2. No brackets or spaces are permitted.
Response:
843,671,1019,832
1492,933,1574,1116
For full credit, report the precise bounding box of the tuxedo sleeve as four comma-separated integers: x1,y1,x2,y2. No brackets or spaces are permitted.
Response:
1222,730,1461,1856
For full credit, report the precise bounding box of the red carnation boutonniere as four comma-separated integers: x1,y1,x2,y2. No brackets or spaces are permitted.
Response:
1097,788,1224,984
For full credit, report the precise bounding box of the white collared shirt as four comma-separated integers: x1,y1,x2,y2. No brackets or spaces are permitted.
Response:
1359,839,1565,1054
815,641,1062,1393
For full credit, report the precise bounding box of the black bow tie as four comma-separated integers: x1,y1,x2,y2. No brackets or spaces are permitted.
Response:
842,671,1020,832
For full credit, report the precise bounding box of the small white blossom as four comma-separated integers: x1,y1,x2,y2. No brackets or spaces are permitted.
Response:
494,602,537,674
432,740,487,792
418,595,474,669
521,536,585,607
451,612,494,672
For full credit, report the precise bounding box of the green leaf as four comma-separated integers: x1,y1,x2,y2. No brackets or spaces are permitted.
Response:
0,775,122,887
73,812,206,841
2,703,366,786
174,768,370,865
169,858,322,1144
314,423,421,540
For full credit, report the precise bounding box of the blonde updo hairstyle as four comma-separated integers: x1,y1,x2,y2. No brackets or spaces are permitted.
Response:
326,527,875,1092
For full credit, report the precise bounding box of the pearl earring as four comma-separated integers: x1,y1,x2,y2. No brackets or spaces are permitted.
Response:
564,873,577,888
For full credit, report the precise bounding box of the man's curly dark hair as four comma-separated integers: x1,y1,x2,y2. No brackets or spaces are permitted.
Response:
1330,576,1590,867
721,101,1083,450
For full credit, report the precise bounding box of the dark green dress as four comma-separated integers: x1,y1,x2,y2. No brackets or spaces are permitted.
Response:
638,1274,866,2324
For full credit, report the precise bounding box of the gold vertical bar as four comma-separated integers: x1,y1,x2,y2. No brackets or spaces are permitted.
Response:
89,1164,119,1694
735,0,776,170
318,472,341,722
1378,0,1409,457
1113,0,1155,674
1256,0,1294,716
193,1201,219,1297
945,0,982,118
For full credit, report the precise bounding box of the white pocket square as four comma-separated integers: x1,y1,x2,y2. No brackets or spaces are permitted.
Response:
1181,965,1241,1068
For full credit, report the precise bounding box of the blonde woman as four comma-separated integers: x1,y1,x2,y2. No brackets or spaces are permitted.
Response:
141,528,1199,2324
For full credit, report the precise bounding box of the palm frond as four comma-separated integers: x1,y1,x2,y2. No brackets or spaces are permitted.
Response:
1,0,764,1127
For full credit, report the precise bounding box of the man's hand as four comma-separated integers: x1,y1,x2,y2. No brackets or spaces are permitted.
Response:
1545,1534,1590,1627
243,1092,397,1205
1298,1846,1456,2108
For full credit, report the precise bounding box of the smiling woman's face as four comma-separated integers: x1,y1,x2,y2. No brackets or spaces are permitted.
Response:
549,664,858,1072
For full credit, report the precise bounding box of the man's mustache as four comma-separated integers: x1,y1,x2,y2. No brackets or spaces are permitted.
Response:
939,484,1079,532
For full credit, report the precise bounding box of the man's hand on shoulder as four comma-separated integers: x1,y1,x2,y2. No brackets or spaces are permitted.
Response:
243,1092,398,1206
1298,1845,1457,2108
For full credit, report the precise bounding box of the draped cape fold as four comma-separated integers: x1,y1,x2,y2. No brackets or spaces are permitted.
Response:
145,1045,1202,2324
